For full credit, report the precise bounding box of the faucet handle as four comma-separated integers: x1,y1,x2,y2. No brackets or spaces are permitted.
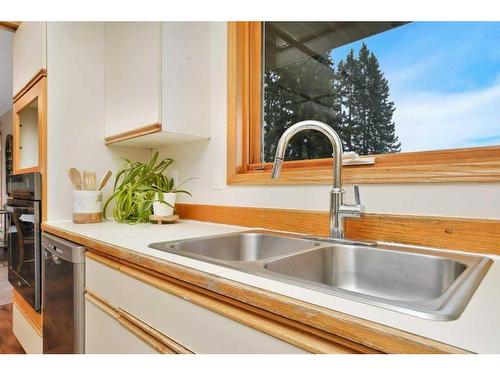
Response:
354,185,361,205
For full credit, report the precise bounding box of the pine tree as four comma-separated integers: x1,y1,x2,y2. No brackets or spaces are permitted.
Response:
263,42,400,161
338,43,400,154
263,52,342,161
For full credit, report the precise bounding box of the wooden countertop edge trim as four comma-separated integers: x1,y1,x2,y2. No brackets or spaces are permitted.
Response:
104,123,162,145
42,223,470,354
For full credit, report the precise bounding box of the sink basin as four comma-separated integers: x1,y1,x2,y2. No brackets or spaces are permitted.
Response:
149,230,492,321
264,245,467,302
149,232,320,262
262,244,491,320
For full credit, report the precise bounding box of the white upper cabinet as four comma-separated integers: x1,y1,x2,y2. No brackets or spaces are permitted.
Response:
104,22,162,140
13,22,47,96
104,22,211,147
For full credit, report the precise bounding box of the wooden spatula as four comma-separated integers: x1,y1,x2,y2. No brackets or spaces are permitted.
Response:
68,168,82,190
98,170,112,191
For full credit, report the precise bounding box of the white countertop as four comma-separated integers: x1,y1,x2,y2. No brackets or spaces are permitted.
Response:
46,219,500,353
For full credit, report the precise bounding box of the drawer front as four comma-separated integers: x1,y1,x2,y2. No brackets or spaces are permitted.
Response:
120,272,307,354
85,295,158,354
85,255,120,307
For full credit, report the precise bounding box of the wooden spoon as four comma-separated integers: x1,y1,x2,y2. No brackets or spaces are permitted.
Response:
68,168,82,190
98,170,112,191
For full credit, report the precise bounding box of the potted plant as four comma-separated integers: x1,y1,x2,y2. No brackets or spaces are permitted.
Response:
103,151,191,223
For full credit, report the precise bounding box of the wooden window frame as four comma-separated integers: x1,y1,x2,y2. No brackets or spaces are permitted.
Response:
227,21,500,185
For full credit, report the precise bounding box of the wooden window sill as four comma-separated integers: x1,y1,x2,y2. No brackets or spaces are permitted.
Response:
228,146,500,185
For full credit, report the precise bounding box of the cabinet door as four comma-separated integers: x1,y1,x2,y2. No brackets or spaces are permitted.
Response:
120,271,307,354
12,22,47,96
104,22,162,139
162,22,211,139
13,76,46,174
85,294,158,354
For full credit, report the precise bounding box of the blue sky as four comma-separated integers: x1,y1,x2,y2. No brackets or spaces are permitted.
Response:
330,22,500,152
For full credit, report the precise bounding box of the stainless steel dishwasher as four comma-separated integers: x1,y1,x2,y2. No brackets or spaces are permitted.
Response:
42,233,85,354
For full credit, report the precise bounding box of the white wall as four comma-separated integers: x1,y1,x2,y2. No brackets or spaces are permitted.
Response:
0,29,13,208
157,22,500,220
12,22,47,96
0,29,13,117
46,22,149,221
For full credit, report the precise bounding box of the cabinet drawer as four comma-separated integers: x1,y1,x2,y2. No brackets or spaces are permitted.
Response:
119,270,307,354
85,254,120,307
85,294,158,354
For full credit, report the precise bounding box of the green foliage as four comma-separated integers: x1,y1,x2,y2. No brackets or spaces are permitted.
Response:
263,42,401,162
103,152,191,224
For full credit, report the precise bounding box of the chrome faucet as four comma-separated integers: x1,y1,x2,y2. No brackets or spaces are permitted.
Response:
271,120,364,239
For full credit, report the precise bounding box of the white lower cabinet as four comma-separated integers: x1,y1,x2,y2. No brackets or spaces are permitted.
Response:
85,256,121,307
84,253,307,354
119,272,307,354
85,295,157,354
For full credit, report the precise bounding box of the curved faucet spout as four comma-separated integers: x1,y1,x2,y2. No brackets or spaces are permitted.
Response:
271,120,344,189
271,120,363,240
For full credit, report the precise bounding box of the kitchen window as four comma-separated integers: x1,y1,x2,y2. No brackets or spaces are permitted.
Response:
227,22,500,184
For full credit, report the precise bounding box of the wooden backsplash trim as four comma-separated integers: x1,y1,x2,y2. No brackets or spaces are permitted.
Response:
175,203,500,255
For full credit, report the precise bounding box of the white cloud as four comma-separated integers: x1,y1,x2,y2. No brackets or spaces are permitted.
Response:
393,81,500,152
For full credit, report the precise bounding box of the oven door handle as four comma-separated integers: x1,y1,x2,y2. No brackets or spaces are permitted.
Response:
5,205,34,215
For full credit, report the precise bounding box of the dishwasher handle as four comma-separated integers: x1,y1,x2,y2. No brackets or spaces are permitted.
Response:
42,233,86,264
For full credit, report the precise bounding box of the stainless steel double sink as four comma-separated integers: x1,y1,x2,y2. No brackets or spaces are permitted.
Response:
149,231,492,321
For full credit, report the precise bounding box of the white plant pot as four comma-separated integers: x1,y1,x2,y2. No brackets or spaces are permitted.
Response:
73,190,103,224
153,192,176,217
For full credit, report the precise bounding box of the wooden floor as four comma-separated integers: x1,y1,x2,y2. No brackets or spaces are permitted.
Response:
0,255,12,306
0,247,12,306
0,304,25,354
0,247,24,354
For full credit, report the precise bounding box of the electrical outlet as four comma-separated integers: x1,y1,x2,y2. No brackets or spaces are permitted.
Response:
212,166,223,190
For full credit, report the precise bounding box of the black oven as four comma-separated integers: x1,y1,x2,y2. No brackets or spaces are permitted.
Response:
6,172,42,311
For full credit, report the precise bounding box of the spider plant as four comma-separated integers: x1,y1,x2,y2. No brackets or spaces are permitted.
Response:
103,151,191,223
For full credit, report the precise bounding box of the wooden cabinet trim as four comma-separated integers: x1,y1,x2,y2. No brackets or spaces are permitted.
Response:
42,223,469,353
86,250,121,270
104,122,161,145
119,309,191,354
13,289,42,336
13,68,47,103
86,290,189,354
0,21,20,32
117,316,174,354
13,74,47,221
85,291,120,320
